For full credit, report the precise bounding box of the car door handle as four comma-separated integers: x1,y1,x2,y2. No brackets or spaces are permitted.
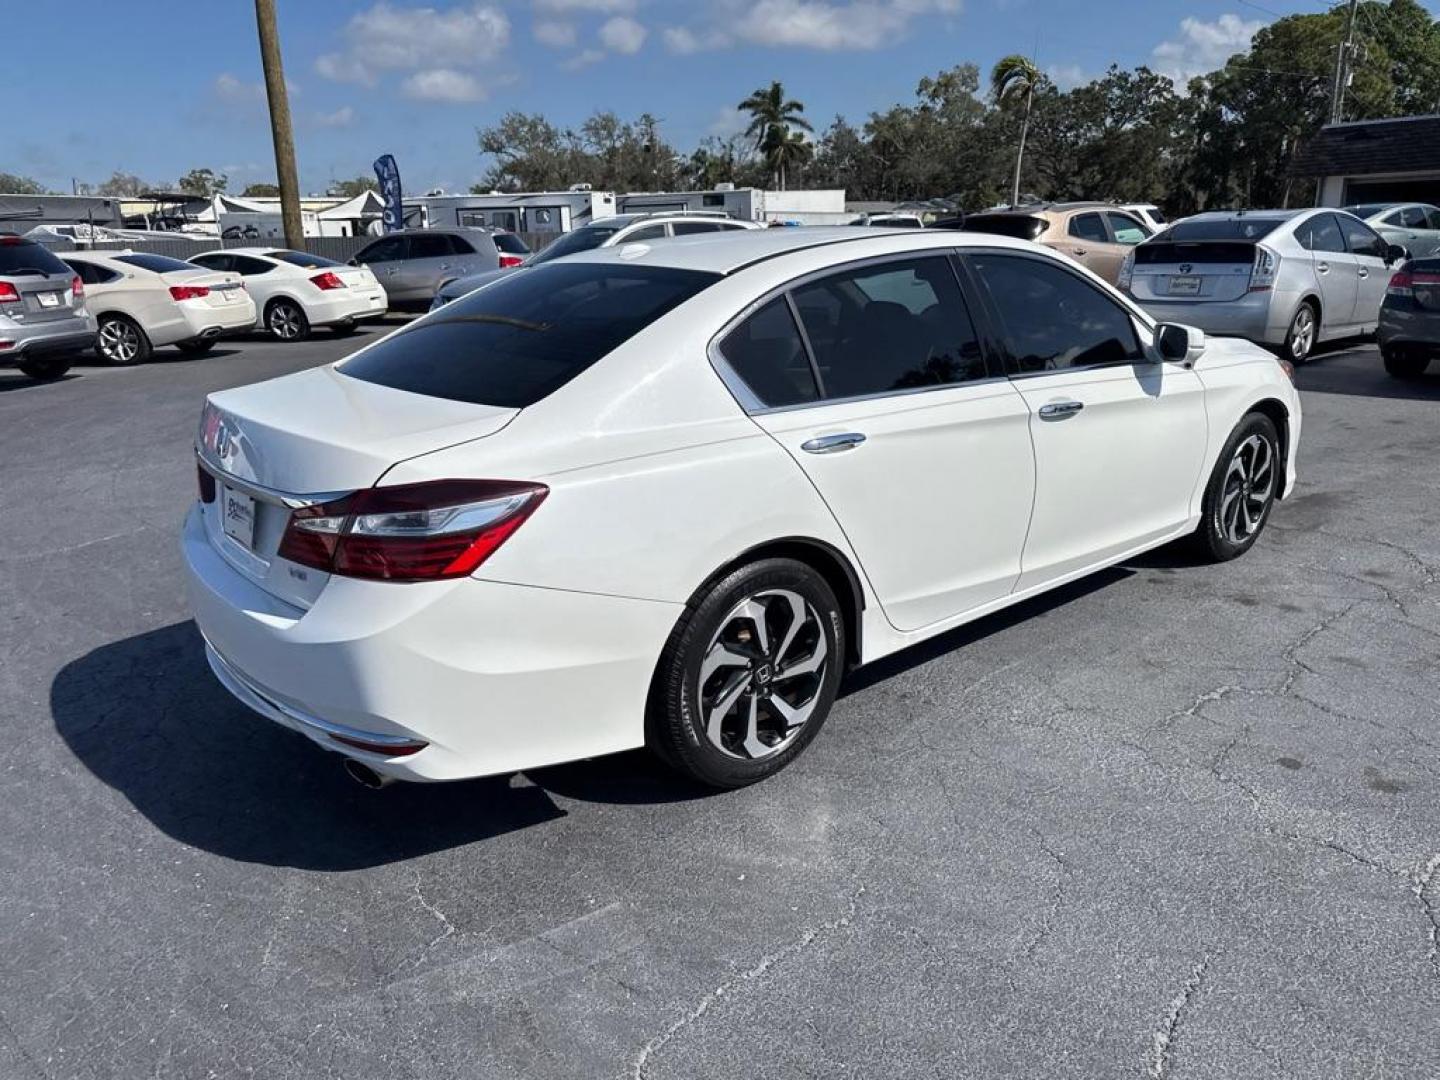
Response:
801,432,866,454
1316,262,1329,274
1038,401,1084,420
1357,268,1369,278
1071,247,1087,256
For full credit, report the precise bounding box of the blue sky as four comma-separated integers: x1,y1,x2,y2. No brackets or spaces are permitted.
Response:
10,0,1433,195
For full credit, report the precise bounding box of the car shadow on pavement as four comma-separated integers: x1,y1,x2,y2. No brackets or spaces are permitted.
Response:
51,621,568,870
0,372,82,393
1295,362,1440,401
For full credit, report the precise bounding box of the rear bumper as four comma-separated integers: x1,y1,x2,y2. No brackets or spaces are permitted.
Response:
307,288,388,325
181,504,681,782
1135,291,1290,346
0,314,97,364
175,297,258,342
1378,302,1440,353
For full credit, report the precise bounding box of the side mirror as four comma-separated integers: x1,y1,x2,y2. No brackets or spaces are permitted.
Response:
347,257,359,266
1385,243,1407,266
1155,322,1205,366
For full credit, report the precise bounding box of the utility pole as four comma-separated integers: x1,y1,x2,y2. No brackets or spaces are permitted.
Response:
254,0,303,248
1328,0,1360,125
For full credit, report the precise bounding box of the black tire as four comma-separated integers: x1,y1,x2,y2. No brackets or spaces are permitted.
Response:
329,319,359,336
1281,301,1318,365
1383,344,1430,379
17,357,71,381
648,558,845,789
265,298,310,342
96,313,151,365
1192,413,1281,562
176,339,217,355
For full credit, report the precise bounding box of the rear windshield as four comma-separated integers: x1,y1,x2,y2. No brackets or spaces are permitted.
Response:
1135,241,1258,265
114,253,198,273
1155,218,1283,242
0,239,71,277
493,233,530,255
530,226,621,265
265,249,345,268
962,214,1047,241
339,262,720,408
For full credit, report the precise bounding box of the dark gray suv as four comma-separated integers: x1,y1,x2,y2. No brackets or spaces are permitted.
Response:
0,235,97,380
350,228,502,309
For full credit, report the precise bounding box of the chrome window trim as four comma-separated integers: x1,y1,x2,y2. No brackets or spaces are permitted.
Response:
196,449,352,509
707,248,998,416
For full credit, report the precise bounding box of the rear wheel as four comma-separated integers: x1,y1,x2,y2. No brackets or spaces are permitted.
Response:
266,298,310,342
648,558,844,788
1383,344,1430,379
96,314,151,365
1192,413,1280,562
176,339,216,355
18,356,71,381
1283,302,1317,364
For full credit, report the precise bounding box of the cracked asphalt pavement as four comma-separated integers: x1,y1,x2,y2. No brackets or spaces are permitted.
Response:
2,332,1438,1078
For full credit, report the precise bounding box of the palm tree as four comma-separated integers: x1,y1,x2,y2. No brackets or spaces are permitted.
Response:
990,55,1041,208
739,81,813,190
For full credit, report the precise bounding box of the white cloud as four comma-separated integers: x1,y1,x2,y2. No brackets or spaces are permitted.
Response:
707,106,749,137
534,0,635,10
561,48,607,70
533,19,577,47
1151,14,1263,87
401,68,488,103
317,2,509,88
663,0,960,53
1045,63,1087,91
599,15,647,53
214,72,298,103
313,105,355,128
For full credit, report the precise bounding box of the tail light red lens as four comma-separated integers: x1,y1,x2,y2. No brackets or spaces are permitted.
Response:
0,282,20,304
277,479,548,582
170,285,211,301
310,271,345,290
498,254,524,269
70,275,84,300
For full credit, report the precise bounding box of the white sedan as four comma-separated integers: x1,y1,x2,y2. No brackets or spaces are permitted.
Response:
182,228,1301,789
188,248,387,341
60,251,255,364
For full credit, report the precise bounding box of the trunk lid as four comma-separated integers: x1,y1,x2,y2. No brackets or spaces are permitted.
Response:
159,267,248,309
1128,241,1259,303
5,270,81,323
197,365,519,608
332,265,376,289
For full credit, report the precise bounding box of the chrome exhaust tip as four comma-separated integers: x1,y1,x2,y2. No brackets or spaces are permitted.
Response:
343,758,394,789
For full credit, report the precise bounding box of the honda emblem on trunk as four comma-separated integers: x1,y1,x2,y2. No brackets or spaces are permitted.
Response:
1179,263,1193,274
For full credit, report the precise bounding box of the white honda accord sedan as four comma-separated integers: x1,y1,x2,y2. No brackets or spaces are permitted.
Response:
183,228,1301,789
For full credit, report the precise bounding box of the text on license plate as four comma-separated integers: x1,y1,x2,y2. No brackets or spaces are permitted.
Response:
37,291,60,308
1168,275,1202,296
221,485,256,549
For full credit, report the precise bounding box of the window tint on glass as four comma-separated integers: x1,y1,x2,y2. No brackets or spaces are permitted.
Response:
1297,213,1346,253
357,236,405,263
190,253,232,271
1426,207,1440,230
971,253,1143,373
1068,214,1108,243
792,257,987,398
672,221,722,235
717,298,819,408
265,250,345,268
1159,218,1283,241
492,233,530,254
1399,206,1427,229
114,253,199,274
340,262,718,408
0,241,73,277
408,234,451,259
529,225,619,264
625,224,668,241
64,259,118,285
1339,215,1385,259
232,255,275,276
1106,213,1148,245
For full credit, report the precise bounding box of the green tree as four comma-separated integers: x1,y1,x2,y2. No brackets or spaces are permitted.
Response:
241,182,281,197
0,172,47,195
177,168,227,197
95,171,148,197
327,176,378,198
990,55,1042,207
739,81,813,189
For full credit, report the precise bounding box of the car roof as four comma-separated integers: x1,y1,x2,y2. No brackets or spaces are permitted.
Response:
589,212,742,228
560,225,1037,275
1182,209,1306,222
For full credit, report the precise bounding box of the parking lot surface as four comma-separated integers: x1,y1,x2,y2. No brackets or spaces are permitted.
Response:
2,333,1438,1079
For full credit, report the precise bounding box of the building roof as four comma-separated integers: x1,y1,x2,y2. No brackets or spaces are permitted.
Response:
1289,114,1440,178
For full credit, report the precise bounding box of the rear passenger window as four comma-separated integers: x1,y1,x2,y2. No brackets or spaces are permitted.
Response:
409,234,451,259
1297,214,1346,253
672,221,722,235
1426,207,1440,230
625,224,667,241
1069,214,1108,243
792,257,986,398
447,234,477,254
717,298,819,408
971,253,1143,372
232,256,275,276
357,236,405,263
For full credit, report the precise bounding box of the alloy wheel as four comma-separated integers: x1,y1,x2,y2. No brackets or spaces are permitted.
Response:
270,303,303,340
1289,306,1315,361
98,318,140,363
697,589,829,760
1219,434,1274,544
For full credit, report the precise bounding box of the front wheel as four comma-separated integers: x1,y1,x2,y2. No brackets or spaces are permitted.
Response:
1383,344,1430,379
1192,413,1280,562
648,558,844,788
266,299,310,342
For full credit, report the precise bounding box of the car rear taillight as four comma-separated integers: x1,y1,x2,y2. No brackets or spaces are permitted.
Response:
197,464,216,504
1248,245,1279,292
498,254,524,269
70,275,84,300
1388,269,1414,297
310,271,345,290
0,282,19,304
1117,251,1135,292
277,479,548,582
170,285,211,301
